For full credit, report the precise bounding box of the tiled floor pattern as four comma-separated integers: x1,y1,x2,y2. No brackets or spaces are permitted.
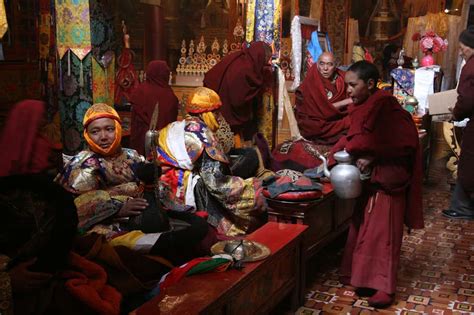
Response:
297,162,474,314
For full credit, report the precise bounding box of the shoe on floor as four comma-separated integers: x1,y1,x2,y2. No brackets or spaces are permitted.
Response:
368,290,394,308
442,209,474,220
355,287,377,297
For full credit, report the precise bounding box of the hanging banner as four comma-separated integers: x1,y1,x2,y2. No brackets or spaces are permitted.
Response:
245,0,281,53
39,13,51,60
245,0,256,43
55,0,91,60
92,53,115,106
0,0,8,39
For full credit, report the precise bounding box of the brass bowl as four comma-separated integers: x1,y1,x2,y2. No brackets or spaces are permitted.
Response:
211,240,271,262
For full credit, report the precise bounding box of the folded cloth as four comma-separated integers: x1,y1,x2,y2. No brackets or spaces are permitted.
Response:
148,256,232,298
263,172,323,198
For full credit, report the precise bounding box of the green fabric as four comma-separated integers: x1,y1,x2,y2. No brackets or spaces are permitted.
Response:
186,258,231,276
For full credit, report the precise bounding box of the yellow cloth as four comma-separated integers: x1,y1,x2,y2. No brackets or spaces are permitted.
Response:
83,103,122,156
185,87,222,114
0,0,7,39
201,111,219,132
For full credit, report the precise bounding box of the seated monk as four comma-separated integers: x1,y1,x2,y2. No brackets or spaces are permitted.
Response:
55,103,208,264
271,52,351,172
156,87,267,236
295,52,351,145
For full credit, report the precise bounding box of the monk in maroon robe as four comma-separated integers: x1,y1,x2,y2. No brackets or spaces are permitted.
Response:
331,61,424,308
130,60,179,155
295,52,351,145
203,41,273,141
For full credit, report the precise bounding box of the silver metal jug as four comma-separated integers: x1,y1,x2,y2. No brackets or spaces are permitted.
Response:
318,150,362,199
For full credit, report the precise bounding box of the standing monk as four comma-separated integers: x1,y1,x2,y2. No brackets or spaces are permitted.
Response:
295,52,351,145
332,61,423,308
442,26,474,219
203,41,273,143
130,60,179,156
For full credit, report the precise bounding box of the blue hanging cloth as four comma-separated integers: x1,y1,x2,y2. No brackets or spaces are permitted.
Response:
307,31,333,62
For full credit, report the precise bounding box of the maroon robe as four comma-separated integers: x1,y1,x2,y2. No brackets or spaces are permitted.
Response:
295,66,350,144
331,90,424,293
454,56,474,193
203,42,271,139
130,61,179,155
0,100,53,176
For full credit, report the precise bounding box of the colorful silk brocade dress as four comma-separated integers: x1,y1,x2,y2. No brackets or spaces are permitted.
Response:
157,117,265,236
55,148,164,252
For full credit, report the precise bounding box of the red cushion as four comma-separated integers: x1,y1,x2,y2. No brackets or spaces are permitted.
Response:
262,189,322,201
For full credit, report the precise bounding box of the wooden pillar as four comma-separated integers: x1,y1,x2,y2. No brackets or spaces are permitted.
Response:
162,0,182,70
142,0,167,65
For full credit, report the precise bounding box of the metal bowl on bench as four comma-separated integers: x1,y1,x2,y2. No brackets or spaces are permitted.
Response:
211,240,271,262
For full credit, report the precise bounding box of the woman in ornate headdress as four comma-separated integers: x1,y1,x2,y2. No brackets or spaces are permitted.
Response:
157,87,266,236
56,103,208,260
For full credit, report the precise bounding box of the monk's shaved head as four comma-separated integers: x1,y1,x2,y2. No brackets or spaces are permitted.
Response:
316,52,336,79
318,52,335,63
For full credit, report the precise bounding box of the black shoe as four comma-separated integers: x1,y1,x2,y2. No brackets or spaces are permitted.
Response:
442,209,474,220
356,287,377,297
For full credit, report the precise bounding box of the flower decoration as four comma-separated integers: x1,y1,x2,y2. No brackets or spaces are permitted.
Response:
412,30,448,54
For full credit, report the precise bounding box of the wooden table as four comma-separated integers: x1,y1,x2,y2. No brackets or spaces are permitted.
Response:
132,222,308,315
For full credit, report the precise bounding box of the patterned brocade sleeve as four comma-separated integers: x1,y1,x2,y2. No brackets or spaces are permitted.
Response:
198,152,265,233
55,151,101,194
55,151,120,230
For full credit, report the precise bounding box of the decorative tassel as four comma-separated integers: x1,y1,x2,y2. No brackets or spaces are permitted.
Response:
79,59,84,87
67,50,71,76
59,57,63,91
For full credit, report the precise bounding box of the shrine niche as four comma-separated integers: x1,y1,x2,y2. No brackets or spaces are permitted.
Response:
164,0,234,70
174,18,245,85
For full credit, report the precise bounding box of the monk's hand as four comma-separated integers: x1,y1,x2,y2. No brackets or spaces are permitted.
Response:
117,198,149,217
10,258,53,293
356,156,374,173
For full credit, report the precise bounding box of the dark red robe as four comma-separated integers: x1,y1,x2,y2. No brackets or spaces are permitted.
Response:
203,42,271,139
130,60,179,155
0,100,53,176
295,66,350,144
454,56,474,193
331,90,424,293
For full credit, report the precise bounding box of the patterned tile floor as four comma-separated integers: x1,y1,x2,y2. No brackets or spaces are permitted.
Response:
296,161,474,315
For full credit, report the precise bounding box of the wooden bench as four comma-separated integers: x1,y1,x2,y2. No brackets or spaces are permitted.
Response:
267,189,354,265
132,222,308,315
